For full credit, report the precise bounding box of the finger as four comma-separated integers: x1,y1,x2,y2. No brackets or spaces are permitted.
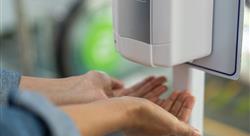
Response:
144,85,167,99
169,91,190,116
177,96,195,122
123,76,155,96
111,77,124,90
131,76,167,96
104,77,123,97
174,122,201,136
156,99,165,106
130,76,155,91
148,96,160,103
105,78,123,97
112,89,126,97
162,91,180,111
95,71,123,91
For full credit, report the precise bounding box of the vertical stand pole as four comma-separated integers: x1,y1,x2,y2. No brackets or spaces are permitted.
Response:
173,64,205,134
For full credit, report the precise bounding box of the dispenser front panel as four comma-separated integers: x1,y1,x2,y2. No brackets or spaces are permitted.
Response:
117,0,151,43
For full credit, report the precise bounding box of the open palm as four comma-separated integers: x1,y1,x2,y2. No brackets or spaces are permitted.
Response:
112,76,194,122
112,76,195,136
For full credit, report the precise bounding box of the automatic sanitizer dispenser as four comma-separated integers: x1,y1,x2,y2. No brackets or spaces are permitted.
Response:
112,0,214,67
112,0,245,134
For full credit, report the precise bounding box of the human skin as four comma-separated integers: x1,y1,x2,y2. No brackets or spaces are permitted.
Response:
61,96,199,136
124,91,196,136
20,71,198,135
20,71,168,105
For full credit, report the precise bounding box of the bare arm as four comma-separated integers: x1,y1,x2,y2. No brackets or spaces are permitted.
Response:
60,98,131,136
19,71,123,105
19,76,87,105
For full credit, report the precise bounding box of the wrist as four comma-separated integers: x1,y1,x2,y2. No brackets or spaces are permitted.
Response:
117,97,149,130
61,98,133,136
20,76,77,105
101,97,137,131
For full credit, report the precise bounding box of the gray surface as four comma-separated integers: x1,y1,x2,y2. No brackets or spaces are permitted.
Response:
189,0,244,80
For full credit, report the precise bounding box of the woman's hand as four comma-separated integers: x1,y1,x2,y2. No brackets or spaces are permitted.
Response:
124,91,197,136
122,96,199,136
62,96,200,136
61,71,167,104
80,71,168,100
87,71,195,125
113,76,167,100
159,91,195,123
20,71,167,105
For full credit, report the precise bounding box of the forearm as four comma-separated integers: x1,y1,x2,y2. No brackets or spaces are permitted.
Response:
60,98,130,136
19,76,83,105
20,76,64,92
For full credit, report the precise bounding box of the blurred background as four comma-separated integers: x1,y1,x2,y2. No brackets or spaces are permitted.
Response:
0,0,249,135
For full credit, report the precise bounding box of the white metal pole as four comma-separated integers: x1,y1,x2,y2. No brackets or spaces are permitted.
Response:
173,64,205,134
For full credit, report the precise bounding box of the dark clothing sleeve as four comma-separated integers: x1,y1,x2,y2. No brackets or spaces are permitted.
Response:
0,69,50,136
0,106,48,136
0,69,20,105
0,69,80,136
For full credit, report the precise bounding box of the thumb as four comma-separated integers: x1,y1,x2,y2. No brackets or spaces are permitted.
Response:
111,77,124,90
174,122,201,136
96,71,124,90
